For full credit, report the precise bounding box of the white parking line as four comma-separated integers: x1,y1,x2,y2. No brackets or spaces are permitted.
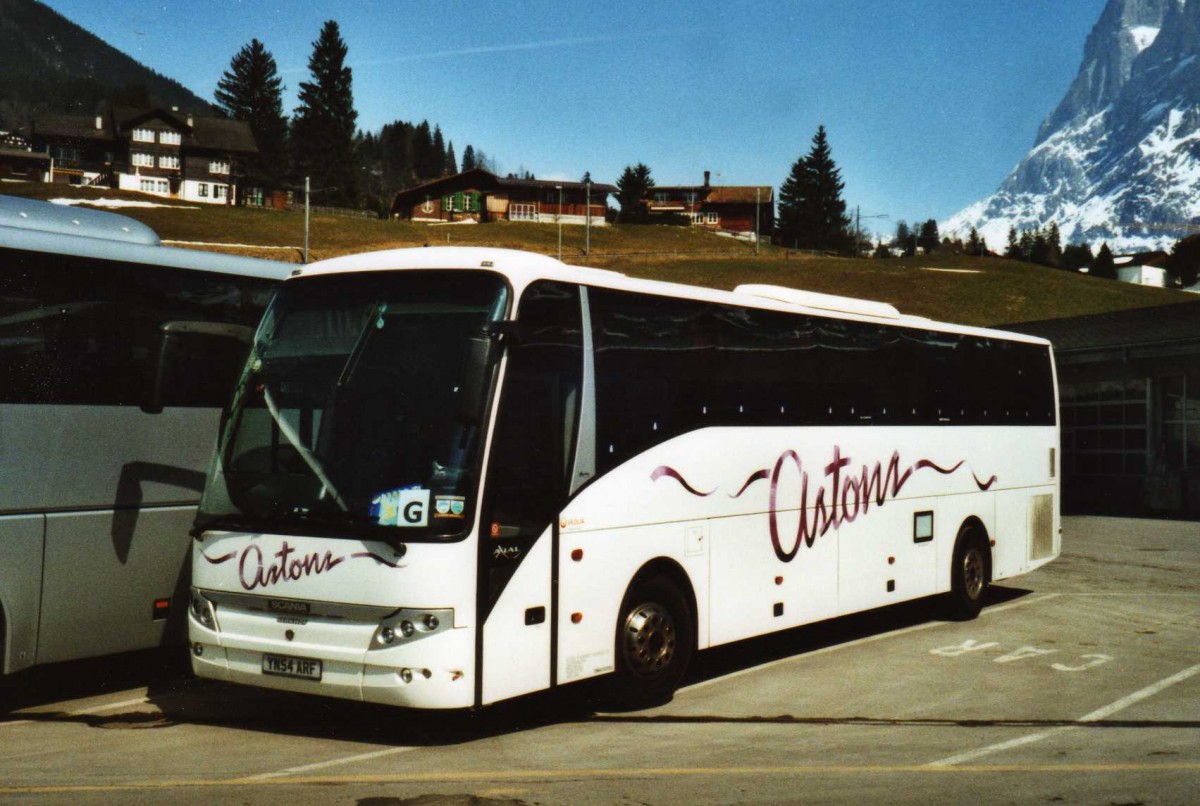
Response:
926,662,1200,767
680,593,1063,694
243,745,420,780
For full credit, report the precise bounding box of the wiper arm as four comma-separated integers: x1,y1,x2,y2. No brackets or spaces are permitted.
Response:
262,385,348,510
337,300,387,388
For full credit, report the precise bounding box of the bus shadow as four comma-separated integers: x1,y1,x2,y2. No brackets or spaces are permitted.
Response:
0,646,191,716
5,586,1034,746
683,584,1030,691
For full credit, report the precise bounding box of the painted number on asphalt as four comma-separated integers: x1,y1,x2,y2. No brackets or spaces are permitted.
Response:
930,639,1113,672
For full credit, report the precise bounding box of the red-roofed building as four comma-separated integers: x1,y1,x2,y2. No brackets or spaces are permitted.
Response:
390,168,615,226
643,171,774,240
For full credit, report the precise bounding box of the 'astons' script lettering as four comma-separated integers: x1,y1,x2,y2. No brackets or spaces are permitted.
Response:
201,543,404,591
652,447,997,563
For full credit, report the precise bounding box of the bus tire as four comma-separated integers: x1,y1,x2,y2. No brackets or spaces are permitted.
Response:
945,529,989,621
602,574,694,711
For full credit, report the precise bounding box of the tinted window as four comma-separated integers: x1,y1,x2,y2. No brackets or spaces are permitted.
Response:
0,249,275,406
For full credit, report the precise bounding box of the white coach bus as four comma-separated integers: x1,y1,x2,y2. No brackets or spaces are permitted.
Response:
189,247,1059,710
0,195,291,677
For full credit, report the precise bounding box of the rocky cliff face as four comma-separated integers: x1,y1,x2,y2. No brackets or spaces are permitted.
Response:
947,0,1200,251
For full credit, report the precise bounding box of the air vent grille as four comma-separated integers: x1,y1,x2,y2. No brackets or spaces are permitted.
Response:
1030,494,1055,560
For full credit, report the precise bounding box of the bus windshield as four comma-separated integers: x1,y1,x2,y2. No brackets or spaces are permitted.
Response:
197,270,509,540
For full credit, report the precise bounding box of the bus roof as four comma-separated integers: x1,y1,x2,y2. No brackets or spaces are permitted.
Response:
297,246,1052,347
0,195,293,280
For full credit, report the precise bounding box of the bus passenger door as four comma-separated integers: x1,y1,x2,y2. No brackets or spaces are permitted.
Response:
479,282,583,705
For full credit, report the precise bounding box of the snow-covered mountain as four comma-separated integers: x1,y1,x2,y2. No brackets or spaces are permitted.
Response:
946,0,1200,252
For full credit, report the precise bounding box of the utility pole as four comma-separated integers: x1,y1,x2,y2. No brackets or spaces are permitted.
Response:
755,187,761,256
556,184,563,261
585,180,591,256
304,176,311,264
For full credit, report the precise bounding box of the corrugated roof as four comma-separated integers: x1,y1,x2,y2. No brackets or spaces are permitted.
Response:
1004,302,1200,352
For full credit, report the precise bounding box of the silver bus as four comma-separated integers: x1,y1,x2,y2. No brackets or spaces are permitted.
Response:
0,195,291,676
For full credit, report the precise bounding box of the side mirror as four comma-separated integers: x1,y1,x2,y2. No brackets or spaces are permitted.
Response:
141,321,255,414
455,320,519,425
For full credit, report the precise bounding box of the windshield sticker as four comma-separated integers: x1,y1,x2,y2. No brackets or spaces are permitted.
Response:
370,487,431,527
434,495,466,519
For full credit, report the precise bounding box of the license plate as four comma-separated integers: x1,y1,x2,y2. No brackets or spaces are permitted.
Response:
262,653,322,681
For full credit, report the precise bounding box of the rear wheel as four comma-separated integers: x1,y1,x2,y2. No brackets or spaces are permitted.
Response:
601,575,694,710
946,530,989,620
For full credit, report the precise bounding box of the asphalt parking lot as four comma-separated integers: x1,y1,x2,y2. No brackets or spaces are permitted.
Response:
1,515,1197,805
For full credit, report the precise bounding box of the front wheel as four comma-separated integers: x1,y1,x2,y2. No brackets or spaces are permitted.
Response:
945,531,989,620
601,575,694,711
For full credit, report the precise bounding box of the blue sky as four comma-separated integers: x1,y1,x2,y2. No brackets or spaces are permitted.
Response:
44,0,1107,235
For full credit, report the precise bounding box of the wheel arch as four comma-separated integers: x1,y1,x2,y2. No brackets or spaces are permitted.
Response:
955,516,992,583
624,557,699,640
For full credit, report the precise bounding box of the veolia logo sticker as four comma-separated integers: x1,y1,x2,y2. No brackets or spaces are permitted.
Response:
434,495,466,519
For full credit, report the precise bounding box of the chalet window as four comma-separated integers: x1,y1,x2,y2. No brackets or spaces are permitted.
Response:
655,192,669,203
214,185,228,200
159,155,180,170
209,160,230,175
707,212,719,224
198,183,209,197
139,178,169,194
131,152,154,168
132,128,155,143
160,131,182,146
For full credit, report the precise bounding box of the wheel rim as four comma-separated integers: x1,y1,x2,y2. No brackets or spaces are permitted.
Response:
621,601,676,679
962,547,985,600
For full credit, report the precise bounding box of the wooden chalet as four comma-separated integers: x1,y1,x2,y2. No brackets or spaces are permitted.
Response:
390,169,614,226
644,171,774,239
24,104,257,205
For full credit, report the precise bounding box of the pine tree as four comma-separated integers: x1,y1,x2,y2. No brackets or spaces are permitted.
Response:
615,163,653,222
919,219,940,253
291,20,359,207
1045,222,1063,267
1092,243,1117,279
893,221,910,250
445,140,457,175
1005,226,1021,259
1166,235,1200,287
214,38,288,184
966,226,982,256
432,125,446,176
1061,242,1094,272
777,126,851,252
461,144,476,171
777,153,812,248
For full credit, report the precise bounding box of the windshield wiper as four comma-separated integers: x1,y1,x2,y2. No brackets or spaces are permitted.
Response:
337,300,387,388
262,385,349,510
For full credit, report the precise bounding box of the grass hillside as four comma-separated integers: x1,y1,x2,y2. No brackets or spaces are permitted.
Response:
5,182,1196,328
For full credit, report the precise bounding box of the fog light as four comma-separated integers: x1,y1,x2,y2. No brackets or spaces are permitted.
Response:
200,609,214,627
422,614,439,631
379,626,395,645
399,668,413,684
400,620,415,637
421,668,432,679
192,643,204,657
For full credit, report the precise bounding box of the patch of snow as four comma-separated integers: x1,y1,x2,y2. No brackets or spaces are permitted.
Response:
1129,26,1160,53
50,197,199,210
